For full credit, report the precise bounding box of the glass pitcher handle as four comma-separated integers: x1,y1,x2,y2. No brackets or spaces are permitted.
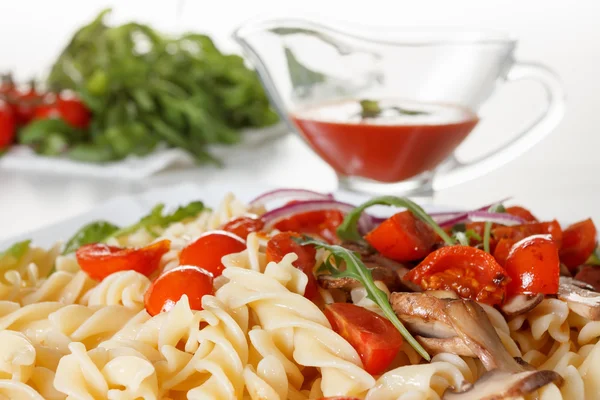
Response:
433,62,566,191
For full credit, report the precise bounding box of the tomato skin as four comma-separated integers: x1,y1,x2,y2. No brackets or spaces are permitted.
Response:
574,265,600,292
324,303,402,375
505,206,538,222
266,232,318,299
559,219,597,271
34,95,91,129
493,238,516,266
76,240,171,281
365,211,436,262
405,245,508,305
0,100,16,149
275,206,344,244
493,220,563,247
504,235,560,296
221,216,264,239
179,231,246,278
144,265,213,316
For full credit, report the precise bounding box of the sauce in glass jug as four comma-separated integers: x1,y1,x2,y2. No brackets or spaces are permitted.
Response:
290,99,478,182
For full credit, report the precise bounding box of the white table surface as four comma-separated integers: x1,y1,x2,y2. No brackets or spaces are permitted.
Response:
1,132,599,243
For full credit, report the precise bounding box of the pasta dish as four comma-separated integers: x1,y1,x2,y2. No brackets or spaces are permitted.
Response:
0,188,598,400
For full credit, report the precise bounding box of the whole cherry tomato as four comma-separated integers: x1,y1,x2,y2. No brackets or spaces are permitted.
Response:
179,231,246,278
324,302,403,375
559,219,597,271
266,232,318,299
76,240,171,281
144,265,214,316
365,211,436,262
34,94,91,129
13,81,45,125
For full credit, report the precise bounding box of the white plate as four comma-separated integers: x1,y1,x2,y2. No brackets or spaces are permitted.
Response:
0,182,458,249
0,124,287,180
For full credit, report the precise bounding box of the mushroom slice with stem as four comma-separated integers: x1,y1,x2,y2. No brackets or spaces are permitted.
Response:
558,276,600,320
417,336,476,357
443,369,563,400
500,294,543,317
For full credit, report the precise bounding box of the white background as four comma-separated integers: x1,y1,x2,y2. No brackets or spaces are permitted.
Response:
0,0,599,240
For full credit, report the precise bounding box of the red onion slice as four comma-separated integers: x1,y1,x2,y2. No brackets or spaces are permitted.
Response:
261,200,373,234
249,188,333,209
438,211,525,228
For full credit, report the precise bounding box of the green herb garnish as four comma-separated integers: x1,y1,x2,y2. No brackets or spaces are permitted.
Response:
0,240,31,270
586,247,600,266
483,204,506,253
451,224,482,245
62,201,206,254
337,196,455,246
295,236,430,360
359,99,429,119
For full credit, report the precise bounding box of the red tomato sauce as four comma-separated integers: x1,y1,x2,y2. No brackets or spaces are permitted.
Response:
290,99,478,183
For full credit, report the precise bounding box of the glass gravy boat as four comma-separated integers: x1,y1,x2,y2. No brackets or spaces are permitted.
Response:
233,17,565,195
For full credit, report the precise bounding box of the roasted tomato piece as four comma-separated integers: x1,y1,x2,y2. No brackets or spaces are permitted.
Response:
505,206,538,222
492,220,563,247
504,234,559,296
493,238,517,266
179,231,246,278
324,302,402,375
405,245,508,305
76,240,171,281
365,211,436,262
275,205,344,244
559,219,597,271
574,265,600,292
266,232,318,299
221,216,264,240
144,265,213,316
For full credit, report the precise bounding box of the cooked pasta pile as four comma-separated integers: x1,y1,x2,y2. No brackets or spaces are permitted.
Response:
0,193,598,400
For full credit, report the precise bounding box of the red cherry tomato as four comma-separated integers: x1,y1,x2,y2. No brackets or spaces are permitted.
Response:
505,206,538,222
365,210,436,262
144,265,213,316
493,238,516,266
275,205,344,244
559,219,597,271
324,303,402,375
13,81,45,125
221,216,264,239
405,245,508,305
0,100,16,149
266,232,318,299
34,95,91,129
504,235,560,296
76,240,170,281
179,231,246,278
574,265,600,292
493,220,563,247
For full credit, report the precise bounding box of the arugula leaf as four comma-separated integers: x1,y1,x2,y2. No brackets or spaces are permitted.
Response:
296,236,431,361
110,201,206,238
0,240,32,270
337,196,455,246
587,247,600,266
483,204,506,253
359,99,383,119
62,221,120,255
451,224,482,245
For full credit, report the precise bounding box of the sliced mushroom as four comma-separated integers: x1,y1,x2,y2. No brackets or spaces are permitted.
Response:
500,294,543,317
391,292,523,371
443,369,563,400
417,336,476,357
558,277,600,320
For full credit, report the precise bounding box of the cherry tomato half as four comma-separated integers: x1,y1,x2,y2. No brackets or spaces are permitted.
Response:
493,220,563,247
365,211,436,262
324,302,402,375
405,245,508,305
144,265,213,316
504,234,560,296
493,238,516,266
559,219,597,271
76,240,170,281
505,206,538,222
222,216,264,239
275,205,344,244
266,232,318,299
179,231,246,278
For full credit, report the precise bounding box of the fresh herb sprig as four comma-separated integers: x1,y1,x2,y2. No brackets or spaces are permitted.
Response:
0,240,31,269
359,99,429,119
483,204,506,253
62,201,206,254
295,236,431,361
587,247,600,266
337,196,455,246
